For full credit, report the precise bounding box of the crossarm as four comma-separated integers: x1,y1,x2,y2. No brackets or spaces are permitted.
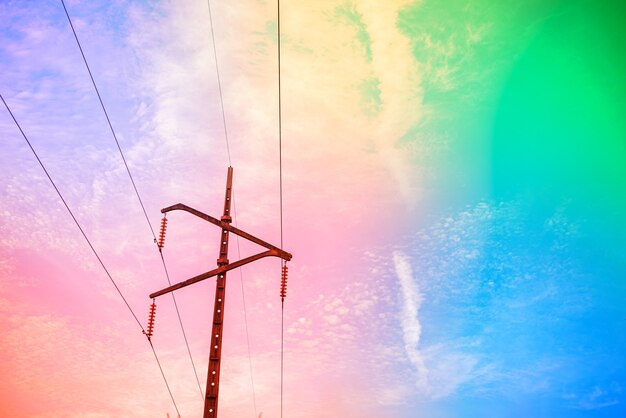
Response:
150,249,285,298
162,203,291,258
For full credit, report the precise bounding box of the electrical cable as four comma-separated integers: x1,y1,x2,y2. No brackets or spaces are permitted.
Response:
278,0,284,254
1,93,143,330
160,252,206,401
60,0,156,241
277,0,286,417
0,92,181,416
60,0,204,402
232,192,259,418
149,339,182,418
206,0,232,166
205,0,259,415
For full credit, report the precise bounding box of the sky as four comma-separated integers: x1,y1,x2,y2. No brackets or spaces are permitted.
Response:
0,0,625,417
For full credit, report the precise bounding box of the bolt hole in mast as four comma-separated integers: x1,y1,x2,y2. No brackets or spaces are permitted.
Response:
148,167,292,417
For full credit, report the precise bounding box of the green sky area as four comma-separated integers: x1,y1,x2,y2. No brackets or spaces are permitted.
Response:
399,0,625,246
399,0,625,201
492,1,626,203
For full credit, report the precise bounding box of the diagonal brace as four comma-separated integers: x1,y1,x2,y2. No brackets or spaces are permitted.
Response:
162,203,290,256
150,249,284,298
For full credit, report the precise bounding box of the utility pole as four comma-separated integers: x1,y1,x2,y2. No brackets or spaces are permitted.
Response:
149,167,292,418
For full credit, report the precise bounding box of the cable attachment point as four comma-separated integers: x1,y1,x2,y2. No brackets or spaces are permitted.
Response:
144,299,157,340
158,215,168,251
280,263,288,301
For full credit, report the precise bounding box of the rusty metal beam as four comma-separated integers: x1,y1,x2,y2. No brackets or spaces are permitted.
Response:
149,249,283,298
203,165,233,418
161,203,292,260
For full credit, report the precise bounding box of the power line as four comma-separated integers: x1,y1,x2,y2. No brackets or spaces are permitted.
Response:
278,0,284,253
1,92,142,330
207,0,232,166
277,0,286,416
60,0,156,241
60,0,204,402
160,251,206,400
206,0,259,416
0,92,181,417
232,192,259,418
149,339,182,418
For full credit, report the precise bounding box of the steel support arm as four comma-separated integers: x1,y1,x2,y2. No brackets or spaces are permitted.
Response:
150,249,286,298
162,203,291,258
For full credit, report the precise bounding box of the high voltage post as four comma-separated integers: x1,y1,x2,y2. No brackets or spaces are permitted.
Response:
148,166,292,418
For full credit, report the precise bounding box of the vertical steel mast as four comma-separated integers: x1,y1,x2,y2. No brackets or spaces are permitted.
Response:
149,167,292,418
204,166,233,417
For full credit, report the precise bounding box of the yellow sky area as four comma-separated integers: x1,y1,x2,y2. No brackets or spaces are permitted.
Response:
278,0,423,208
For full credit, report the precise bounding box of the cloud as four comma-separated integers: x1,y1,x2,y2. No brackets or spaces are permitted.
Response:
393,250,428,392
357,0,425,207
394,249,484,400
568,384,622,411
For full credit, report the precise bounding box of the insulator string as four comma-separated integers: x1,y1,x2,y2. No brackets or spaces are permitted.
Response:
280,264,288,301
146,299,157,340
158,216,168,251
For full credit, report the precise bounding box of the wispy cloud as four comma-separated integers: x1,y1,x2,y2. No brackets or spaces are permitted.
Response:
393,250,428,392
565,384,622,411
394,250,484,399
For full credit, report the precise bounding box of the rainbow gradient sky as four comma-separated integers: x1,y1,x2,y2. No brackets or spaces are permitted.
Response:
1,1,625,417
